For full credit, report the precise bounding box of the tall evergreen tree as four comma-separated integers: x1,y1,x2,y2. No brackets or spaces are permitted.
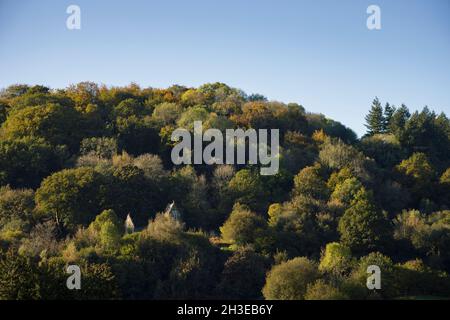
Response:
389,104,410,135
383,103,396,133
365,97,384,135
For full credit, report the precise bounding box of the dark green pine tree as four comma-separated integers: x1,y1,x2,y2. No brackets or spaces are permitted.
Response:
389,104,410,135
365,97,385,135
383,103,396,133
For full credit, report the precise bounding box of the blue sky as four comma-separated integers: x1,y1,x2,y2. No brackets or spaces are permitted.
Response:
0,0,449,136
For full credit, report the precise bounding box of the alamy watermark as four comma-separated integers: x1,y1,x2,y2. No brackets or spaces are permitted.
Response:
366,265,381,290
66,5,81,30
367,5,381,30
171,121,280,175
66,265,81,290
65,5,381,31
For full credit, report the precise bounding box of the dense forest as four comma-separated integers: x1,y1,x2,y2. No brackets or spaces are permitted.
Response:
0,82,449,300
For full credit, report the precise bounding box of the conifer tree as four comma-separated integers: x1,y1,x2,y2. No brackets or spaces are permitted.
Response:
365,98,384,135
383,103,396,133
389,104,410,135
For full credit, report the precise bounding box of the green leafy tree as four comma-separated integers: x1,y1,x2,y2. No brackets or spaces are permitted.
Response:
330,177,363,207
169,166,213,229
0,186,35,230
270,197,326,257
395,152,437,200
1,103,84,152
144,213,184,244
88,209,122,252
319,242,354,276
66,82,100,109
176,105,209,130
305,279,348,300
217,246,269,299
220,204,268,246
0,137,66,188
76,263,120,299
210,165,236,226
359,134,404,168
394,210,450,270
293,166,329,200
80,137,118,159
280,131,317,174
327,167,354,190
440,168,450,186
0,101,8,124
0,249,40,299
133,154,168,181
180,89,208,107
114,115,160,156
338,188,391,255
114,98,146,118
37,257,73,299
319,139,369,181
440,168,450,206
19,220,59,258
227,169,269,213
395,259,450,297
347,252,398,299
0,84,30,99
152,102,183,125
108,165,165,226
35,167,106,230
262,257,319,300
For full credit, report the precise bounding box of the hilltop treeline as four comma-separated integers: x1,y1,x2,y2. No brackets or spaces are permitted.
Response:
0,82,449,299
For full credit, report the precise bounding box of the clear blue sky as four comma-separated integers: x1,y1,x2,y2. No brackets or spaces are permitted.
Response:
1,0,449,136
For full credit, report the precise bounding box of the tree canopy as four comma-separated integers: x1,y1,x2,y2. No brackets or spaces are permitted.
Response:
0,83,449,300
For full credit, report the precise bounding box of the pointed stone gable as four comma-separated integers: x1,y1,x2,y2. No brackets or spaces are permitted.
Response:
164,201,182,221
125,213,135,234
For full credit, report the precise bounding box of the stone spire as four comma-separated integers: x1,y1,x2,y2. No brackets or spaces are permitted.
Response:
125,213,135,234
164,201,181,221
